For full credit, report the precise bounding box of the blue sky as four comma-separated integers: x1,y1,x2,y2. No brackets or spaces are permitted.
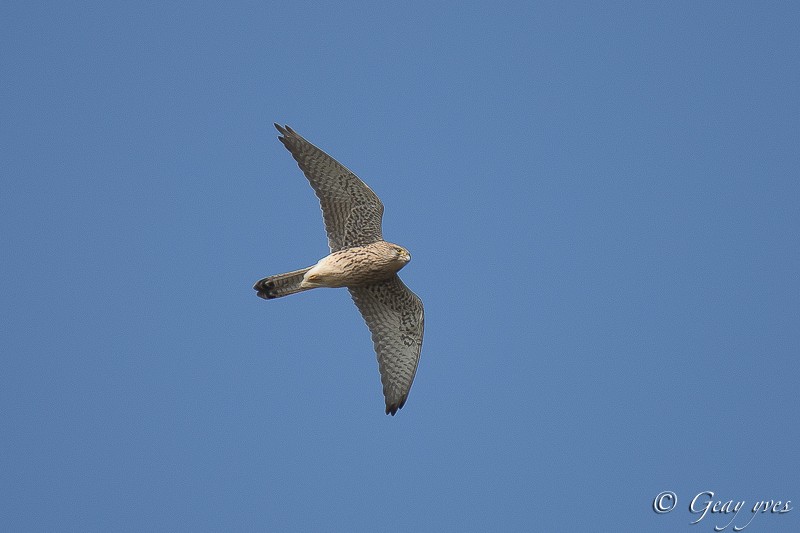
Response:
2,2,798,531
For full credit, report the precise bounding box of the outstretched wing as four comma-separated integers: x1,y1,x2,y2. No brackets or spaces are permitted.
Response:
275,124,384,252
349,275,424,415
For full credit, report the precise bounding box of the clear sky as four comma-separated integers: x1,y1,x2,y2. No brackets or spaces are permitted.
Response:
2,2,798,532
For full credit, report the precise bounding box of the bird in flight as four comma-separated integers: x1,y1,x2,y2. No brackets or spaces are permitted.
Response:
254,124,424,415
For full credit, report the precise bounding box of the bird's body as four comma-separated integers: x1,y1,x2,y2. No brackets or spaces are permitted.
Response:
253,124,424,415
303,241,411,289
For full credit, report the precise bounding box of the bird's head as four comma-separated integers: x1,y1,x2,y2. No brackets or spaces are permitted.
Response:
393,245,411,263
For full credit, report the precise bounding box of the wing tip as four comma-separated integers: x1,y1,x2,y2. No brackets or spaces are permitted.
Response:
274,123,296,138
385,396,408,416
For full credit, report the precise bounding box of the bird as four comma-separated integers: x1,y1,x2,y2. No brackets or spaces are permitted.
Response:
254,124,424,415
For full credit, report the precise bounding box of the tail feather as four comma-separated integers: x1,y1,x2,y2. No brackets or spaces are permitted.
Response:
253,267,314,299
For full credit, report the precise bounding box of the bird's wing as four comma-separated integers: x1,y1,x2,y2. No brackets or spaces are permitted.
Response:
275,124,384,252
349,275,424,415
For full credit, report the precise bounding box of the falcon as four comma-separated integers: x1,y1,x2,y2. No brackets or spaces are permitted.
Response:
254,124,424,415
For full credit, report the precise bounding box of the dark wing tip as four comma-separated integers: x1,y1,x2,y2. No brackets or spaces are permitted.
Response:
385,396,408,416
274,123,289,143
274,123,297,138
274,124,303,153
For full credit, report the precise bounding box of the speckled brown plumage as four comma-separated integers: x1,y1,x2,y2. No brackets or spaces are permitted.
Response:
253,124,424,415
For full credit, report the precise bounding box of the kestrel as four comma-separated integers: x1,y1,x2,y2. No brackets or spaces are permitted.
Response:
254,124,424,415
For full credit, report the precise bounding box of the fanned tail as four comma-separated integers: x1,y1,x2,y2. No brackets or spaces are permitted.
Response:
253,267,314,299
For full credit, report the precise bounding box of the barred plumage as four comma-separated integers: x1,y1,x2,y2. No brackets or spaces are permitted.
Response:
254,266,313,299
253,124,425,415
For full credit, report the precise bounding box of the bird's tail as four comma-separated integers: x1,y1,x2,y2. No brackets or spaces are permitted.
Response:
253,267,314,300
